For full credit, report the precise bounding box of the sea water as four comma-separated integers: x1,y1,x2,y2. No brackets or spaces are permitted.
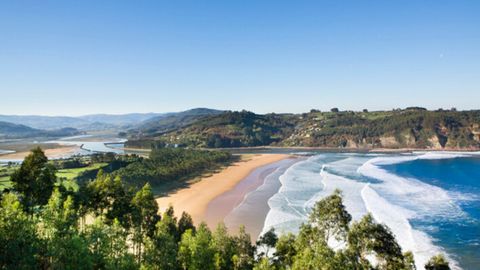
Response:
261,152,480,270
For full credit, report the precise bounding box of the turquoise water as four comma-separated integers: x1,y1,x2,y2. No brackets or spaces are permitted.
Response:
382,157,480,269
260,152,479,270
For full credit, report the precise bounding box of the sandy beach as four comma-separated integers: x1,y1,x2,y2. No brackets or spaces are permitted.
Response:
207,157,300,239
0,145,81,161
155,153,290,226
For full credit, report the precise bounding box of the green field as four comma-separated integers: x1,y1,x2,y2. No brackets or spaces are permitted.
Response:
0,166,16,190
0,176,12,190
56,163,108,180
0,162,108,192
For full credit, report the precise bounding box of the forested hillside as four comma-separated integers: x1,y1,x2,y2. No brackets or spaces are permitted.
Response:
126,110,297,149
126,108,480,150
128,108,224,139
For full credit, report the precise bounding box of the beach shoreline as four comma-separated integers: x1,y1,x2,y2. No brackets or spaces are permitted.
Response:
212,157,301,239
218,145,480,153
0,144,81,161
155,153,291,227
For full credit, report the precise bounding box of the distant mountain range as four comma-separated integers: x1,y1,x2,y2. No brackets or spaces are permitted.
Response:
0,109,222,131
126,108,480,150
0,121,81,139
0,112,166,131
0,108,223,139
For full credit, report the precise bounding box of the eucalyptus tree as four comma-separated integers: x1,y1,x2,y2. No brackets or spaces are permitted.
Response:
131,183,160,263
178,223,216,270
0,193,40,269
256,227,278,258
41,188,92,270
425,254,450,270
232,225,256,270
10,147,56,213
211,222,236,270
143,217,179,270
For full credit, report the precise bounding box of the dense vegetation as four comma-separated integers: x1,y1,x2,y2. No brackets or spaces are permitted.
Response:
0,149,451,270
127,108,480,150
113,148,232,188
126,110,297,149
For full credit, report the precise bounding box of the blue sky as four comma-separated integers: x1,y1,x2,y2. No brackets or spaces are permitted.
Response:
0,1,479,115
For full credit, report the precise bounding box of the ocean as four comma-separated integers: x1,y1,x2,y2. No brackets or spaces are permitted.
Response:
258,152,480,270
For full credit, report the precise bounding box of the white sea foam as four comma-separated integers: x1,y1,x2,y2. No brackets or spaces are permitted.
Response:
263,156,323,234
358,154,466,220
357,152,465,269
262,152,469,269
361,184,446,269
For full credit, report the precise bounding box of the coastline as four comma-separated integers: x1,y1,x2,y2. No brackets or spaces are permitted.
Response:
155,153,290,226
219,145,480,153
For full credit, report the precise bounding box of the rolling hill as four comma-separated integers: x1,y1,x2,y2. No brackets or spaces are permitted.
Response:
0,113,164,130
0,121,82,139
126,108,480,150
128,108,224,137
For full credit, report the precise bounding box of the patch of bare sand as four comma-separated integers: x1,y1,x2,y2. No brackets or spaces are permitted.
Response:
156,154,289,225
0,145,80,160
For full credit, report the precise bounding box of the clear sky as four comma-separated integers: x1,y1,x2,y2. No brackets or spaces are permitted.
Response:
0,1,479,116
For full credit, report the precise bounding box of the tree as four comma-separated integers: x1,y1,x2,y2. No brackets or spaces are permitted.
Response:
309,189,351,242
0,193,40,269
162,205,179,241
425,254,450,270
85,218,137,270
178,223,216,270
347,214,408,269
10,147,56,212
233,225,256,270
291,226,338,270
178,211,196,236
42,189,92,269
287,190,419,270
131,183,160,263
256,227,278,257
87,173,130,220
142,218,178,270
331,108,340,113
253,257,276,270
274,232,296,267
211,222,236,270
42,188,78,238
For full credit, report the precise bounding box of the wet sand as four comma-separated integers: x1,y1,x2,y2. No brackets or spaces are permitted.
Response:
155,154,290,225
206,157,300,239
